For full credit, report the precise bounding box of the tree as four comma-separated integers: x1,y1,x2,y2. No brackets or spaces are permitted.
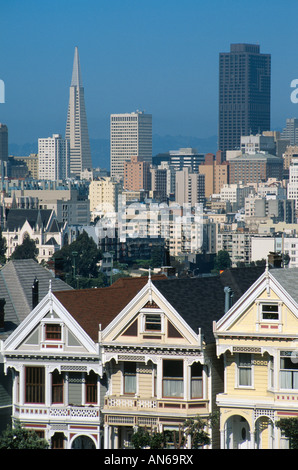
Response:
10,234,38,260
131,427,168,449
0,421,48,449
183,413,219,448
276,417,298,449
52,230,102,284
0,227,7,264
213,250,231,272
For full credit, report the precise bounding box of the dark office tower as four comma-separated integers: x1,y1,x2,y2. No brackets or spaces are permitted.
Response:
0,124,8,163
219,44,271,157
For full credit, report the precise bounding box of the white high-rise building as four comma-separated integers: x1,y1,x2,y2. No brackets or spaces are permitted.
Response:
287,156,298,215
38,134,70,181
65,47,92,176
110,111,152,177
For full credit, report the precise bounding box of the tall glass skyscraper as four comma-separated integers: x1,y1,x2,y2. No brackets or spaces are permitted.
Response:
218,43,271,157
65,47,92,176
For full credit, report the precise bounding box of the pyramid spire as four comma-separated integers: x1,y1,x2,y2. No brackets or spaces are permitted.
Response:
71,46,83,87
65,46,92,176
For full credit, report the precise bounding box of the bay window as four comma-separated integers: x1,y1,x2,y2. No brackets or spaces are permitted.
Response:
163,360,183,398
238,353,252,387
191,362,203,398
86,371,98,403
52,370,64,404
280,351,298,389
123,362,137,395
25,366,45,403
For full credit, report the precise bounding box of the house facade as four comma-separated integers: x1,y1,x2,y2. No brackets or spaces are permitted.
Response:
214,265,298,449
1,266,266,449
100,276,219,449
1,285,102,449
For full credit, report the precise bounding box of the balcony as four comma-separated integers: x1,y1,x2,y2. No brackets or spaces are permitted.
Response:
104,396,208,415
13,403,100,423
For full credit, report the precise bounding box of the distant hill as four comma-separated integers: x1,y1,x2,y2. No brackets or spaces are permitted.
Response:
9,134,218,171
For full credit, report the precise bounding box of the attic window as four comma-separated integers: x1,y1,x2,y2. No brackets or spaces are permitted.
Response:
261,303,279,321
45,324,61,340
145,314,161,332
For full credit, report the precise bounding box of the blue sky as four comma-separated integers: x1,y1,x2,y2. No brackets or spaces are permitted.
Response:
1,0,298,146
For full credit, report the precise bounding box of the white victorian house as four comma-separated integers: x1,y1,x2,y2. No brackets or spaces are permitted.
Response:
1,282,102,449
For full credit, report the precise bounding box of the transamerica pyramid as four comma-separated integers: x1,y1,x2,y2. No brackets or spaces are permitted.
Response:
65,46,92,176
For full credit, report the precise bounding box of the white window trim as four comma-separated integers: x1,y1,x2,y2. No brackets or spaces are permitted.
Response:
235,353,254,389
140,308,165,335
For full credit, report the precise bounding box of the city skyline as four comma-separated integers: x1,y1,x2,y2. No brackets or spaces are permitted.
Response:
2,0,298,151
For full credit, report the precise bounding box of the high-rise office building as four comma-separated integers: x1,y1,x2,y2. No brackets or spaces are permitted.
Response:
281,118,298,146
38,134,70,181
65,46,92,176
110,111,152,177
219,44,271,156
0,124,8,164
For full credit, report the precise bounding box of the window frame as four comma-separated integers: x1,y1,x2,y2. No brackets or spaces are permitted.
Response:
280,350,298,391
123,362,137,396
85,371,98,404
140,308,164,335
190,362,203,399
261,303,280,322
236,353,254,389
51,369,64,404
162,359,184,399
25,366,45,404
45,323,62,341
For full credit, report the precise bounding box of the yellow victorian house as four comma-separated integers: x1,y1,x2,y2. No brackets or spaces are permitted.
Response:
214,265,298,449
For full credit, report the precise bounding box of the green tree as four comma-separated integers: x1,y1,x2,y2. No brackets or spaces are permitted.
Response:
10,234,38,260
131,427,168,449
184,413,219,448
276,417,298,449
0,227,7,264
213,250,231,272
52,230,102,282
0,421,48,449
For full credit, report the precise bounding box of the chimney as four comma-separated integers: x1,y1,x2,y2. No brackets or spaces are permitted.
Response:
224,286,234,313
0,298,6,331
32,277,39,309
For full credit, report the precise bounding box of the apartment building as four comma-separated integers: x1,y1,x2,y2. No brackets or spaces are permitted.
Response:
38,134,70,181
123,155,151,191
199,152,229,198
88,177,120,216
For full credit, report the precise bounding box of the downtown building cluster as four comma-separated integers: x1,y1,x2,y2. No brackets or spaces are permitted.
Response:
1,42,298,450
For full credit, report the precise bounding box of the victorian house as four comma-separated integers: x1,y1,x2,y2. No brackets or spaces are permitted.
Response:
214,265,298,449
1,267,263,449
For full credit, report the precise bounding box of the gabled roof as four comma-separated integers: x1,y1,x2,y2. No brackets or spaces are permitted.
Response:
153,267,265,343
54,276,166,341
4,209,53,231
54,267,264,344
0,259,72,335
268,268,298,304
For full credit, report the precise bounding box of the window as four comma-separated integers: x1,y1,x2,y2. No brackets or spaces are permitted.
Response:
123,362,136,395
163,360,183,398
25,367,45,403
86,371,98,403
261,304,279,321
191,362,203,398
145,314,161,332
238,353,252,387
52,370,63,404
280,351,298,389
45,324,61,341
